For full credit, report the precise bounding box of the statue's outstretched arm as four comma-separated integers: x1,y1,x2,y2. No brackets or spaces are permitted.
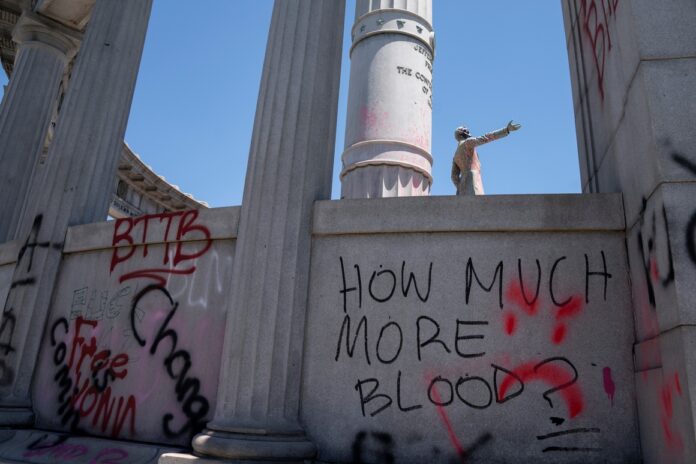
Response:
468,120,522,148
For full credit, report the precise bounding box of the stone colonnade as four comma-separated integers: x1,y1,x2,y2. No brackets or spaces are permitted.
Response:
0,0,348,461
0,14,77,243
0,1,695,463
0,0,153,423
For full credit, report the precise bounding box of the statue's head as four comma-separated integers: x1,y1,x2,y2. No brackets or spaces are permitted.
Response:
454,126,470,141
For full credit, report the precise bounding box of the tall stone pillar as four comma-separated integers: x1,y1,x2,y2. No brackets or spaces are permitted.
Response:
0,14,77,243
340,0,434,198
190,0,344,461
563,1,696,462
0,0,153,425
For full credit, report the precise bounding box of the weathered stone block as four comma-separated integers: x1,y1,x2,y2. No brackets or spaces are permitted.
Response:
628,184,696,338
630,0,696,59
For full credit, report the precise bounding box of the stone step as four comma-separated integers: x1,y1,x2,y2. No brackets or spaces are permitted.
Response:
0,429,182,464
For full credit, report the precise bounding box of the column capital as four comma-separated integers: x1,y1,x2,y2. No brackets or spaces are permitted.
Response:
12,13,80,61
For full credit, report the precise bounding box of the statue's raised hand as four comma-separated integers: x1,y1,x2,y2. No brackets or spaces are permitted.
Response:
506,120,521,133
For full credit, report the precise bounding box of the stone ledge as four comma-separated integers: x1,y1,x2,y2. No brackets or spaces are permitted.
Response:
63,206,240,254
0,429,180,463
313,194,625,236
0,240,19,266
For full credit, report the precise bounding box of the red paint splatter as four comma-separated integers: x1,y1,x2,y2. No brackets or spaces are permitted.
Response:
498,361,584,418
674,373,682,396
552,297,584,344
556,297,583,319
659,378,685,453
506,282,539,315
503,312,517,335
551,325,566,345
661,384,673,419
429,379,465,458
661,417,684,452
661,417,673,443
602,367,616,405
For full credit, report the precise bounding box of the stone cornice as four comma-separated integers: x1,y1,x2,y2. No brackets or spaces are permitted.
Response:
117,142,208,212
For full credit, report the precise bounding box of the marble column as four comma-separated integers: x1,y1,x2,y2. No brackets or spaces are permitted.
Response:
0,0,153,425
190,0,345,461
0,14,78,243
341,0,434,198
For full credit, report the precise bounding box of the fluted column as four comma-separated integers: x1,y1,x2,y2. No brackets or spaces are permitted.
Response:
341,0,434,198
190,0,345,461
0,14,78,243
0,0,152,425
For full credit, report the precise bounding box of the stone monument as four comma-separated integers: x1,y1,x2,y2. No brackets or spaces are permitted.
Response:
0,1,692,463
340,0,434,198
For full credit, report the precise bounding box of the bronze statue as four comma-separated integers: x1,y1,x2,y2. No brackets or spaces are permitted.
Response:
451,121,521,195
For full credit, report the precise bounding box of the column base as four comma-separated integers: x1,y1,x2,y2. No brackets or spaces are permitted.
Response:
0,407,34,427
191,429,316,462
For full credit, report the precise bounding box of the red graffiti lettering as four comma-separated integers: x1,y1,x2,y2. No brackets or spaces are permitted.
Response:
59,317,136,438
24,443,88,460
22,434,130,463
110,211,212,285
581,0,619,100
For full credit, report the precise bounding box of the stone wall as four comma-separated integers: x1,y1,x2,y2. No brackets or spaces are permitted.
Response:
29,207,238,447
0,195,646,462
563,1,696,461
302,195,640,463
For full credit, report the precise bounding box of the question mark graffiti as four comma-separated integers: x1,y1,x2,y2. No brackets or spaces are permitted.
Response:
496,357,584,418
534,357,579,410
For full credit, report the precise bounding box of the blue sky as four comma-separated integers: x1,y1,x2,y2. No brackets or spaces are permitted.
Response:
3,1,580,207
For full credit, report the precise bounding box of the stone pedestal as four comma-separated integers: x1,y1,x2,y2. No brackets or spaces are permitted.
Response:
341,0,434,198
0,14,77,243
0,0,153,424
187,0,345,461
564,1,696,462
